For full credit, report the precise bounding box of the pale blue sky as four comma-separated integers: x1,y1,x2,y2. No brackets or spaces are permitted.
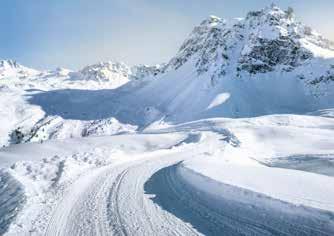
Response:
1,0,333,70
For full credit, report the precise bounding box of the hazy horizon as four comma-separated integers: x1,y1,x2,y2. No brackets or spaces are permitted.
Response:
2,0,334,70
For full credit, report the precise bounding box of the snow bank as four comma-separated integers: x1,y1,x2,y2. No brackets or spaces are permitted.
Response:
179,114,334,212
180,160,334,212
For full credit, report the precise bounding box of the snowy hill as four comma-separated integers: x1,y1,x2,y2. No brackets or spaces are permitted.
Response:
0,61,138,147
1,5,334,236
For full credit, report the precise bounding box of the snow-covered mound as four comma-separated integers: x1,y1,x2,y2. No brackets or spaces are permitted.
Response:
177,114,334,212
10,116,136,144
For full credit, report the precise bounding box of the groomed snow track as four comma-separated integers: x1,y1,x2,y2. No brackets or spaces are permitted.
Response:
45,152,334,236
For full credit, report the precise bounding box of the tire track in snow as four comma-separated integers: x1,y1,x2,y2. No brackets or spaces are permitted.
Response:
44,153,197,236
107,169,129,236
44,150,334,236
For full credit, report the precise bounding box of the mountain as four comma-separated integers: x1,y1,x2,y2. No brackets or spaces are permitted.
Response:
122,5,334,123
1,5,334,146
0,60,39,79
55,5,333,126
0,60,161,146
164,6,334,77
70,62,131,89
1,6,334,235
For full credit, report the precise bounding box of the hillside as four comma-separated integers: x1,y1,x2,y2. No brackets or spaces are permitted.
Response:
1,5,334,236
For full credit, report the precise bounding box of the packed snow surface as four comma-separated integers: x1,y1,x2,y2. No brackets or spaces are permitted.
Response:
1,115,334,235
1,4,334,236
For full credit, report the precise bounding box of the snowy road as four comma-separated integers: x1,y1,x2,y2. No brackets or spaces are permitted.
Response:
43,149,334,236
45,152,198,236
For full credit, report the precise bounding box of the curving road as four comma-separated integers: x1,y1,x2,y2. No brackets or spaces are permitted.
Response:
45,151,334,236
45,152,198,236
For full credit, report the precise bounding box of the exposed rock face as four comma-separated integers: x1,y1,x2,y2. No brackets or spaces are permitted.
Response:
131,64,165,80
239,36,313,74
163,5,334,82
166,15,228,74
310,68,334,85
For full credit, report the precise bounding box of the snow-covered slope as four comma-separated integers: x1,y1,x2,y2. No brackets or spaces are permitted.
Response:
131,5,334,123
2,5,334,145
1,115,334,235
1,5,334,236
0,61,142,147
0,57,168,147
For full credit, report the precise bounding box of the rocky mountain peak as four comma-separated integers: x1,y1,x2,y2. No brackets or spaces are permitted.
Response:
0,60,20,69
199,15,223,27
72,61,131,82
0,60,39,79
163,5,334,80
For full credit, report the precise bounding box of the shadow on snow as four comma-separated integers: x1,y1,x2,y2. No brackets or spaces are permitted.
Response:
144,163,334,236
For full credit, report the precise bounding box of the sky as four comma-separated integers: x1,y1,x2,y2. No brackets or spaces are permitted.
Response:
1,0,334,70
